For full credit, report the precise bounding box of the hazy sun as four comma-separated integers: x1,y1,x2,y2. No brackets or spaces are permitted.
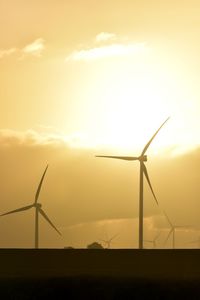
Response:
63,48,199,156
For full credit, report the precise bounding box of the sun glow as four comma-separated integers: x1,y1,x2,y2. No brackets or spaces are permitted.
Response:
63,42,200,156
70,65,178,154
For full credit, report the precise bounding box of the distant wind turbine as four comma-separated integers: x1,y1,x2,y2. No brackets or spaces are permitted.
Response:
96,118,169,249
144,232,161,249
99,234,118,249
0,165,61,248
164,211,190,249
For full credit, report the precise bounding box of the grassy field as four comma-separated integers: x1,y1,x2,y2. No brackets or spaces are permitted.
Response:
0,249,200,299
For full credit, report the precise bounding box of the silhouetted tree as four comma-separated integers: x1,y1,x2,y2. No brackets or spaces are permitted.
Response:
87,242,104,249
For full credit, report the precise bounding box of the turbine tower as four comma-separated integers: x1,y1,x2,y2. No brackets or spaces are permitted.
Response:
144,232,161,249
96,117,169,249
100,234,118,249
164,211,190,249
0,165,61,248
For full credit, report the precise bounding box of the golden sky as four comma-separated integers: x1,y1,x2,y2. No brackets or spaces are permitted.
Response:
0,0,200,248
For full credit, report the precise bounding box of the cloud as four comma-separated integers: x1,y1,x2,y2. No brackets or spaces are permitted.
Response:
21,38,45,57
95,32,116,43
0,129,66,148
66,42,146,62
0,48,17,59
0,39,45,61
66,32,146,62
0,128,98,150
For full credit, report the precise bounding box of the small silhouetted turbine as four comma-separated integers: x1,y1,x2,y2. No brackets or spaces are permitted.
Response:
144,232,161,249
164,211,190,249
96,118,169,249
0,165,61,248
100,234,118,249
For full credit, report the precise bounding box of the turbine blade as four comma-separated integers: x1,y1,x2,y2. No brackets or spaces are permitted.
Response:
163,211,173,228
35,165,48,204
95,155,138,161
175,225,191,228
38,208,61,236
145,240,153,243
141,117,170,155
142,163,158,205
0,204,34,217
109,234,118,242
164,229,173,245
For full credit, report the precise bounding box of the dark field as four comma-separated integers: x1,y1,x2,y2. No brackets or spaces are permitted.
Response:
1,249,200,299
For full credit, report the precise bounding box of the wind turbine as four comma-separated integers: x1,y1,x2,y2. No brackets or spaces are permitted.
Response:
96,117,169,249
144,232,161,249
164,211,190,249
0,165,61,248
99,234,118,249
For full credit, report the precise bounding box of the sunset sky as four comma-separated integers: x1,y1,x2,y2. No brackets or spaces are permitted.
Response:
0,0,200,249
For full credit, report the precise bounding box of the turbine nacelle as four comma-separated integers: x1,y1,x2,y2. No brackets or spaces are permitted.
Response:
34,203,42,209
138,155,147,162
